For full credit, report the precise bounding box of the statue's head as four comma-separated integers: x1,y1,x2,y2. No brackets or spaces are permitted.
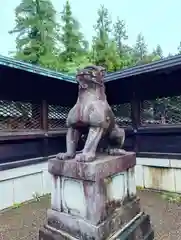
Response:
76,65,106,89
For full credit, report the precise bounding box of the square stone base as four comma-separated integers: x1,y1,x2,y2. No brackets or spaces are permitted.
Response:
39,227,77,240
49,153,137,226
39,211,154,240
39,152,154,239
42,197,140,240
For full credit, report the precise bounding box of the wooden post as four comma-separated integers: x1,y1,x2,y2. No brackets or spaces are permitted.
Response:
131,93,141,152
41,100,48,158
41,100,48,131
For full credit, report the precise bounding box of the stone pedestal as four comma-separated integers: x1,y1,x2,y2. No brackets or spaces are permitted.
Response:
39,152,151,240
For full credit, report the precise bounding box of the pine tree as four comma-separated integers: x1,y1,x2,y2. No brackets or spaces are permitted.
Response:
133,33,148,64
91,5,120,71
9,0,58,66
167,53,173,58
113,18,128,55
59,0,88,63
177,42,181,54
153,44,163,58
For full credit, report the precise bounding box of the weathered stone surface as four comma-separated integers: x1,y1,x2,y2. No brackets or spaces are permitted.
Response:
39,152,154,240
39,227,77,240
39,213,154,240
38,64,154,239
47,197,140,240
56,65,126,163
49,153,136,225
48,152,136,181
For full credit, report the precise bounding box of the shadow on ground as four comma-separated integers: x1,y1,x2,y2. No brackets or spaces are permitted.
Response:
0,190,181,239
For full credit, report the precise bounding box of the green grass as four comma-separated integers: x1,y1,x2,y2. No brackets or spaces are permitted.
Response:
161,192,181,203
136,186,145,190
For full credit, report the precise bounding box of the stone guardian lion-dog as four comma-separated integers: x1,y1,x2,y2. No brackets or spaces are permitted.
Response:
57,65,125,162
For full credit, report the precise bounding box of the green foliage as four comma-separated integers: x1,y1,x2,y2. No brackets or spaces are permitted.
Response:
91,5,121,71
57,0,89,72
177,42,181,54
10,1,167,73
153,44,163,58
167,53,173,58
113,18,128,56
133,33,148,65
161,192,181,203
136,186,144,190
12,202,22,209
59,0,88,62
9,0,58,66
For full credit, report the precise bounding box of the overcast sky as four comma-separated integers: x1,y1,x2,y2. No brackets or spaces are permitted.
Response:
0,0,180,57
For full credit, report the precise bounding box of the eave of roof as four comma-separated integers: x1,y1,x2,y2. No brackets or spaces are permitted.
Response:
1,54,181,84
105,54,181,82
0,55,76,84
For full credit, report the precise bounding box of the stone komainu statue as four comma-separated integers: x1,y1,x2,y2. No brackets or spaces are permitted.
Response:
57,65,125,162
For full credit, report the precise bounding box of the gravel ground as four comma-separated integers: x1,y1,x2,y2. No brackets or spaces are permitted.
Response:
0,190,181,240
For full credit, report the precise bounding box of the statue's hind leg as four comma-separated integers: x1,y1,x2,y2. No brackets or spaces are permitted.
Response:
57,127,80,160
108,124,126,155
75,127,103,162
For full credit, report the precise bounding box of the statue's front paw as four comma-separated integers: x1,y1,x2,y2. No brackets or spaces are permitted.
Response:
56,152,75,160
75,153,96,162
108,148,126,156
